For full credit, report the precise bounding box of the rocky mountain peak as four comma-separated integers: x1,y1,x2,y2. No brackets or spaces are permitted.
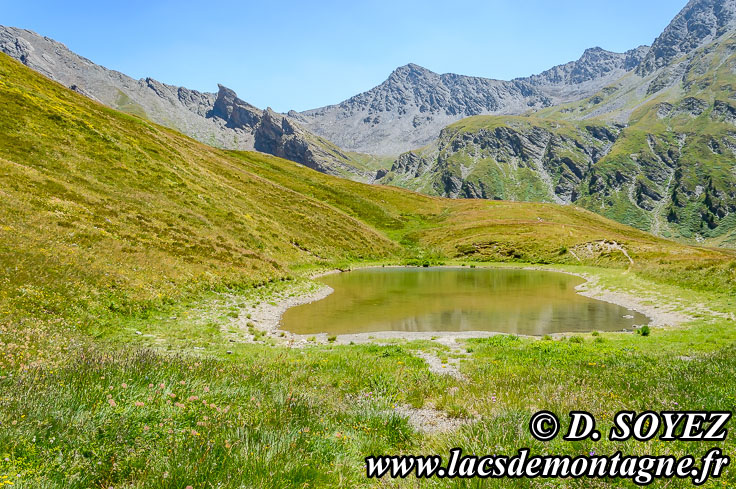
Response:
624,45,651,69
636,0,736,75
300,64,552,154
390,63,431,76
215,83,238,105
522,45,648,89
298,43,653,154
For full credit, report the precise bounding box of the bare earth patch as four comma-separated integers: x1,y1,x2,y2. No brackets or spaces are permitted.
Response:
233,281,334,346
393,404,471,434
572,272,692,327
414,349,467,381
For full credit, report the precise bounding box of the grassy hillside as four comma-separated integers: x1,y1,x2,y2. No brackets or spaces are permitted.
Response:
380,116,619,206
2,53,736,488
0,54,404,326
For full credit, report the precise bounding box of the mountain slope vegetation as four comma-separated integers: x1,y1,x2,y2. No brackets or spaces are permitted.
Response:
380,2,736,248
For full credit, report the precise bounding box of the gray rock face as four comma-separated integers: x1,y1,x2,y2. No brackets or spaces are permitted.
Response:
0,25,369,180
637,0,736,75
211,84,262,129
522,46,649,100
298,46,650,155
296,63,552,155
297,0,736,157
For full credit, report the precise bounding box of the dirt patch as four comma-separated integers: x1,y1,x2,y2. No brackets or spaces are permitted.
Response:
393,404,471,434
570,240,634,265
235,281,333,346
414,350,466,380
572,273,691,327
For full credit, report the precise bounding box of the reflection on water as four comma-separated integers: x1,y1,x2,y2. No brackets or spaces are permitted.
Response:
280,267,649,335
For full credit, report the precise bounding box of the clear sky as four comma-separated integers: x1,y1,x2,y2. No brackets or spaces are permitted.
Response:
4,1,687,112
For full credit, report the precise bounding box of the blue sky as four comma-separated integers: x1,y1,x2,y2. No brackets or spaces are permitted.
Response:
4,1,687,112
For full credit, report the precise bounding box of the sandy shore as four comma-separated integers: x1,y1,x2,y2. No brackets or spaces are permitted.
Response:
240,281,334,346
244,265,695,345
568,271,692,328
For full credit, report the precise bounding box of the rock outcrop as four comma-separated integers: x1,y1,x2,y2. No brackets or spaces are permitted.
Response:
0,26,371,180
380,119,620,204
637,0,736,75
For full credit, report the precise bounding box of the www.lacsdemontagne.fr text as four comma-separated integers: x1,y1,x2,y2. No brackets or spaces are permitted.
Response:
366,448,729,485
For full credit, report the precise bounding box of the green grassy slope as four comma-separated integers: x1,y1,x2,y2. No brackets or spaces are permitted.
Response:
568,37,736,247
0,53,401,326
378,115,625,206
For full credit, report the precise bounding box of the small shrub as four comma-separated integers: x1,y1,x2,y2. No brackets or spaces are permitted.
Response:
569,335,584,344
327,335,337,343
470,264,476,269
640,325,651,337
591,331,600,336
307,336,316,342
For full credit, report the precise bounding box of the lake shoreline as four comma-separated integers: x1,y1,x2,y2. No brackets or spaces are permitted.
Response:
246,263,692,345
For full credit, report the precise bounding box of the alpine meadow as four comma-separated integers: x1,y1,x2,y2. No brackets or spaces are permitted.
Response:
2,1,736,488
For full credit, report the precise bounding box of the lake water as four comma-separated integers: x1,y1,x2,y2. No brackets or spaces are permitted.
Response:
280,267,649,336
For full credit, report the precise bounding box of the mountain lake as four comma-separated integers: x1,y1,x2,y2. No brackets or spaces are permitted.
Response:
280,267,650,336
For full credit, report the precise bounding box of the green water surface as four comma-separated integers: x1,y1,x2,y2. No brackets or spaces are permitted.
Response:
281,267,649,336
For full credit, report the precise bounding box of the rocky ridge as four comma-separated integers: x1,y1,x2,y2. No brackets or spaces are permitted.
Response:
299,0,736,159
637,0,736,75
0,26,372,180
296,48,651,155
381,118,622,204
